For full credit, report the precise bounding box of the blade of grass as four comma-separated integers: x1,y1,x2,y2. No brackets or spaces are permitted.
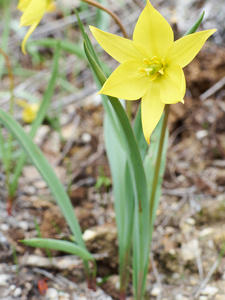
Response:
9,42,60,197
104,113,134,294
0,108,94,279
29,39,86,59
133,104,148,161
0,0,10,80
21,238,94,262
0,109,88,251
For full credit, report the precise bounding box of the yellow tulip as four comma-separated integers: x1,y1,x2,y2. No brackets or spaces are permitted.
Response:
90,1,216,144
18,0,56,54
16,99,39,123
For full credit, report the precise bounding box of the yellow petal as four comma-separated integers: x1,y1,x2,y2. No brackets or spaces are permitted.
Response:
160,65,184,104
90,26,144,64
22,103,39,123
46,2,56,12
167,29,216,68
141,82,165,144
20,0,46,26
21,21,40,54
17,0,31,12
99,60,150,100
133,0,173,59
181,71,186,102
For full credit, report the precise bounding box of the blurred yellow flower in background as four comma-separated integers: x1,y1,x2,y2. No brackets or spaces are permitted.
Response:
16,99,39,123
90,1,216,144
18,0,56,54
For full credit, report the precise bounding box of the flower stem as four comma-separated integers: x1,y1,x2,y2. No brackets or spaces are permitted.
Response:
149,104,170,222
81,0,128,38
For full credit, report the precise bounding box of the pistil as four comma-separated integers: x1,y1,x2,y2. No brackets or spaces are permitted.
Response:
138,56,165,80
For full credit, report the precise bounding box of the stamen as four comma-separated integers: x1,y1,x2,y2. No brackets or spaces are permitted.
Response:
138,68,146,73
139,56,166,80
143,58,150,64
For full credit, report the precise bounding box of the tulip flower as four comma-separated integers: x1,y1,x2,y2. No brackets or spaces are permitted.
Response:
16,99,39,123
90,1,216,144
18,0,56,54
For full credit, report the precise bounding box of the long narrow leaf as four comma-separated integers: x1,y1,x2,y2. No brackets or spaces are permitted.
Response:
29,39,85,59
0,110,88,254
21,238,94,261
10,43,60,196
133,104,148,161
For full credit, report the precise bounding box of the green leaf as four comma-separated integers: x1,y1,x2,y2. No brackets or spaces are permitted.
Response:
144,114,168,224
84,38,149,300
29,38,86,59
0,109,89,255
104,112,134,291
185,11,205,35
9,42,60,197
21,238,94,261
133,104,148,161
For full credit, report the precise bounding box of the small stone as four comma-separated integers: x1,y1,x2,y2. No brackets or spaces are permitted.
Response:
18,221,29,231
81,133,91,143
45,287,59,300
150,285,161,296
82,229,97,241
9,284,16,291
0,223,10,231
185,218,196,226
180,239,201,262
201,286,219,297
199,296,208,300
199,227,214,238
13,287,22,297
196,130,208,139
174,294,183,300
58,291,70,300
0,274,10,287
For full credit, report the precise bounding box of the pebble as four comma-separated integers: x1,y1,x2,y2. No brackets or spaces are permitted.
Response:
0,223,10,231
174,294,189,300
196,130,208,139
13,287,22,297
82,229,97,241
185,218,196,226
45,287,59,300
58,291,70,300
9,284,16,291
180,239,201,262
201,286,219,297
150,285,161,296
0,274,10,287
81,133,91,143
199,227,214,238
199,296,208,300
17,221,29,231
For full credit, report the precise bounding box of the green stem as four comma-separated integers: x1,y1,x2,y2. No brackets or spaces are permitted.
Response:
126,101,132,121
149,104,170,223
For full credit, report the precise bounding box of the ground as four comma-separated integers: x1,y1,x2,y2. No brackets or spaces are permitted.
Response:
0,0,225,299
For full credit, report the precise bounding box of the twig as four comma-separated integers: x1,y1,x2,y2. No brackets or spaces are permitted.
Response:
200,76,225,100
150,253,162,300
193,259,219,298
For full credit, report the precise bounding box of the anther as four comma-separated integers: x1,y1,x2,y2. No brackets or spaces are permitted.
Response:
143,58,150,64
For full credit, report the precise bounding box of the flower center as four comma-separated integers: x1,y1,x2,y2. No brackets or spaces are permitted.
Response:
138,56,165,81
